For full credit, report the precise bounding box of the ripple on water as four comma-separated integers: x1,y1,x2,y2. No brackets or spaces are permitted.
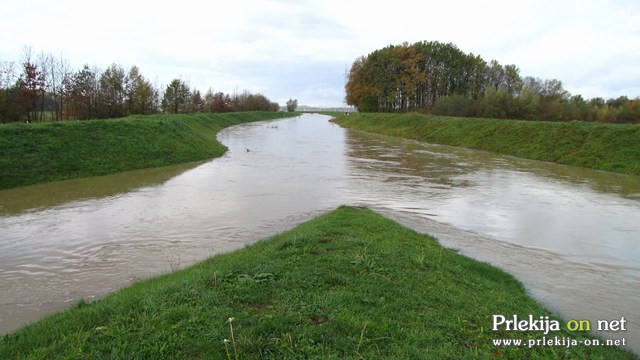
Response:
0,114,638,355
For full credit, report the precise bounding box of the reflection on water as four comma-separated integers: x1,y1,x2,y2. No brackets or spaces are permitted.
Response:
342,127,640,351
344,130,640,271
0,114,638,353
0,162,202,215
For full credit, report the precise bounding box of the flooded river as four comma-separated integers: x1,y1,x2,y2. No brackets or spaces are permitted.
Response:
1,114,638,353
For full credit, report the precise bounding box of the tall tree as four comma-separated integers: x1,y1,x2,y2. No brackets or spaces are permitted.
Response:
465,54,487,100
189,89,204,112
13,47,46,122
125,65,156,115
98,63,126,118
39,53,58,121
17,60,45,122
503,64,523,97
345,56,379,112
66,65,97,120
286,98,298,112
0,61,18,122
486,60,505,90
162,79,190,114
346,41,484,112
204,89,232,113
213,91,232,112
125,65,142,115
54,55,72,120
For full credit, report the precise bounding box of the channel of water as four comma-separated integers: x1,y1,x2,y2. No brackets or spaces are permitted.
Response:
0,114,638,353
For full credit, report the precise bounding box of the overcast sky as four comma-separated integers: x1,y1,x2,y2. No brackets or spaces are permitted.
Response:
1,0,638,107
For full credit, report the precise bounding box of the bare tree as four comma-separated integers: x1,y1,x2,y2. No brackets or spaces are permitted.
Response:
0,61,17,89
56,55,71,120
37,52,53,121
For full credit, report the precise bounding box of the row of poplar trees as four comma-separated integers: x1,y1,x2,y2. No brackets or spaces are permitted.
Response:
345,41,639,123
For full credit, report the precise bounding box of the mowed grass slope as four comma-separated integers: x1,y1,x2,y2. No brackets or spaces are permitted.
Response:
0,112,297,189
1,207,635,359
334,113,640,176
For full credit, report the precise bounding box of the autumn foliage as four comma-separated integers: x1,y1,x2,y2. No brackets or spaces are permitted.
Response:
0,49,280,123
346,41,639,123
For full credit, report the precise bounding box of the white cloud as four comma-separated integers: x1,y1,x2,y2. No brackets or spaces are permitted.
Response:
1,0,638,106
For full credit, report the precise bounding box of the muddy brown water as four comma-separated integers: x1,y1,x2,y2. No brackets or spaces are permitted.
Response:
1,114,638,353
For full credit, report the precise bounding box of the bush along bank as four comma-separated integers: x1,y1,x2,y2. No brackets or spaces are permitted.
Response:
333,113,640,176
0,112,298,189
0,206,636,358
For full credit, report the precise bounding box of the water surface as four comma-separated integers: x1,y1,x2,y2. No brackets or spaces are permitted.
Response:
1,114,638,352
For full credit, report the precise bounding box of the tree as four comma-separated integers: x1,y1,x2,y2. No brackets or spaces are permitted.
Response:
345,41,489,112
53,55,72,120
465,54,487,100
607,96,629,109
480,88,512,118
137,80,158,115
512,87,540,119
231,90,277,112
537,79,569,120
503,65,523,97
204,88,215,112
38,52,65,121
345,56,379,112
0,61,19,122
16,53,45,122
0,61,17,90
98,63,126,118
125,65,142,115
566,95,589,121
432,94,477,117
616,97,640,123
66,65,97,120
125,65,157,115
162,79,190,114
204,89,232,113
190,89,205,112
486,60,505,90
286,98,298,112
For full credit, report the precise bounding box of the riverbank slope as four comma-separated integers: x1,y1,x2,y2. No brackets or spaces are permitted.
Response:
0,112,297,190
333,113,640,176
1,206,635,358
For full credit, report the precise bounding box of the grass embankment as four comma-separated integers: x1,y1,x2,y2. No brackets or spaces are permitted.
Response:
333,113,640,176
0,112,298,190
1,206,635,359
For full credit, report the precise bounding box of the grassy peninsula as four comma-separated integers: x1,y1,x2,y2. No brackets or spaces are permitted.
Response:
0,112,297,190
333,113,640,176
1,206,634,359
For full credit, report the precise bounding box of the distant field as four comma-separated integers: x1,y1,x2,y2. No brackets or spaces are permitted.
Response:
333,113,640,176
0,112,297,190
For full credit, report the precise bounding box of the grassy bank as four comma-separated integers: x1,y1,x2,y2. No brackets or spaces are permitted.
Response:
1,206,634,359
333,113,640,176
0,112,297,190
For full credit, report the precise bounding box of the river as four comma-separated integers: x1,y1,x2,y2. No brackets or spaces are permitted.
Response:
1,114,638,353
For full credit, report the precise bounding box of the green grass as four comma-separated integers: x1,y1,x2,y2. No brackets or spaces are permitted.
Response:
333,113,640,176
1,206,635,359
0,112,298,190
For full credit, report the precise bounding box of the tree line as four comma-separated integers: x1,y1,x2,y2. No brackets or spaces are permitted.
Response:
0,47,281,123
345,41,640,123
